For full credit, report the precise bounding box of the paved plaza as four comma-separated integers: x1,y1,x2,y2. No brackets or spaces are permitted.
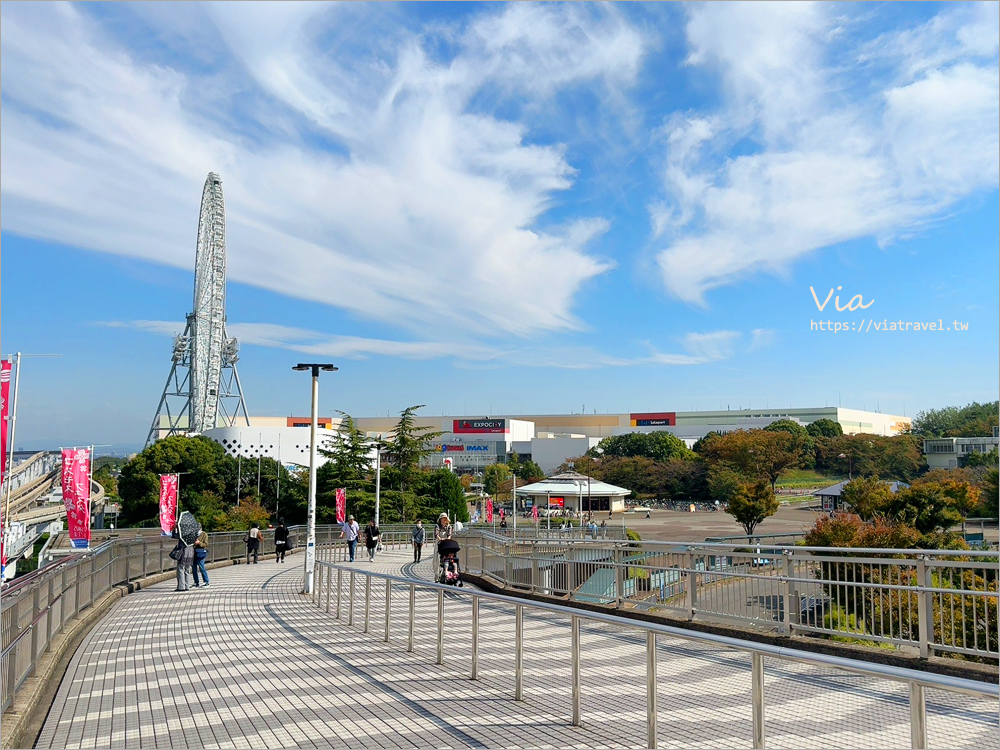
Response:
37,549,998,749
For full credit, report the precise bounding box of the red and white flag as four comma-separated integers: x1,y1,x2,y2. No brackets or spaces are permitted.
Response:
1,361,10,573
159,474,179,535
335,487,346,524
485,497,494,524
61,448,92,547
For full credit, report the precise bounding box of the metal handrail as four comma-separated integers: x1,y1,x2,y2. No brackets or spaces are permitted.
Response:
313,557,998,750
458,530,1000,660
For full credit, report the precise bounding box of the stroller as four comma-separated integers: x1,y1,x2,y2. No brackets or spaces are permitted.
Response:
437,539,463,587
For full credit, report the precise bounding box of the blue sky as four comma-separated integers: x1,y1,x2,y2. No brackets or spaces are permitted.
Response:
2,1,998,451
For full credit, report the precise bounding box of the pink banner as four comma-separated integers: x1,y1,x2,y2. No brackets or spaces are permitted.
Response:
159,474,179,535
485,497,493,524
0,361,10,573
335,488,346,524
61,448,91,546
532,505,539,521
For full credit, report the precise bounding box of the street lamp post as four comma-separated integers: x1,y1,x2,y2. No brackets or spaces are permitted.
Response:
292,363,338,595
838,453,853,480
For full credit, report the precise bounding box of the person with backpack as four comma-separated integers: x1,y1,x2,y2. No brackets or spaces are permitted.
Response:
411,519,425,562
192,527,210,588
364,519,380,562
244,523,262,564
273,518,290,563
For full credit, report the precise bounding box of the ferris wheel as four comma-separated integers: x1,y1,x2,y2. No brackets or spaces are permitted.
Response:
146,173,250,447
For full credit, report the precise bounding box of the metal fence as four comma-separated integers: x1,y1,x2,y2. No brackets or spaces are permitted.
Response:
0,523,338,714
310,555,999,750
458,531,1000,661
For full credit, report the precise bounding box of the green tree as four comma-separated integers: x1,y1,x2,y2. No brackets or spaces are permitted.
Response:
509,453,544,481
840,477,894,521
707,465,742,506
912,401,999,438
806,419,844,438
118,436,235,526
386,405,443,492
319,413,374,487
591,432,694,461
765,419,815,468
887,484,965,535
725,480,779,536
423,468,470,523
963,446,999,469
702,429,799,491
483,463,512,495
692,431,720,454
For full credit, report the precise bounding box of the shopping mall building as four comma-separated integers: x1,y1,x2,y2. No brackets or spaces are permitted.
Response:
200,406,910,474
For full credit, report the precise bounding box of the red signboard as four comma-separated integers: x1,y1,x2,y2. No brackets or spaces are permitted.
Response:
548,496,565,508
61,448,92,546
335,488,347,524
485,497,494,524
159,474,178,535
453,419,507,434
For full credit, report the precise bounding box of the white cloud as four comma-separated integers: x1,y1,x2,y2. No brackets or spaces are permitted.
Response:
652,2,999,303
1,2,642,339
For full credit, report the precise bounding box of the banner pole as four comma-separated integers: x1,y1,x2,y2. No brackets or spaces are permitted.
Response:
2,353,22,547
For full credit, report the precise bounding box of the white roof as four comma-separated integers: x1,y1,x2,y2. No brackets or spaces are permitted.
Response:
514,471,632,497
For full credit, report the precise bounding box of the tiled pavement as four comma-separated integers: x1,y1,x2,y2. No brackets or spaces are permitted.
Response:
37,549,998,749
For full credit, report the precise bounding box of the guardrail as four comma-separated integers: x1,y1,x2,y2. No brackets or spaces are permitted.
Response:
0,522,340,714
311,555,999,750
457,531,1000,662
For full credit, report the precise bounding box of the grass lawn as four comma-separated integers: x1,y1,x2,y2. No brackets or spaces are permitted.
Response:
776,469,846,489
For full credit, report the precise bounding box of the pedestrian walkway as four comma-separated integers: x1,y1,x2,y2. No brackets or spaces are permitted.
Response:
37,550,998,749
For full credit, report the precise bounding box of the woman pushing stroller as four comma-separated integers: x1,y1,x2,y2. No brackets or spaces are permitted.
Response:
435,513,463,586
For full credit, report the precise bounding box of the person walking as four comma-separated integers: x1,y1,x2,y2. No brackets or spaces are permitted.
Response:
273,518,289,563
172,526,194,592
245,523,262,564
364,519,380,562
411,519,425,562
435,512,453,560
192,527,210,588
339,515,360,562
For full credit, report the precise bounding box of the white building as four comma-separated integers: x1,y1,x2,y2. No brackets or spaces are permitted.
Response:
515,471,631,514
923,431,999,470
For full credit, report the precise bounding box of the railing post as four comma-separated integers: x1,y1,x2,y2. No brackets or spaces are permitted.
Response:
916,557,933,659
615,546,624,608
781,550,793,636
349,572,355,626
647,632,657,749
29,586,41,674
909,682,927,750
531,542,539,593
364,575,371,634
384,581,391,643
568,552,576,600
325,565,332,613
515,603,524,700
571,615,581,726
685,551,698,620
408,584,415,654
336,569,343,619
752,652,765,750
436,589,444,665
471,596,480,680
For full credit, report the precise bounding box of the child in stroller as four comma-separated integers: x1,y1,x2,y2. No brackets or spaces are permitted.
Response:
437,539,463,586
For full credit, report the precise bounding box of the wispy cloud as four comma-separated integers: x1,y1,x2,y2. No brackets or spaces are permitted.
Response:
651,2,999,304
1,3,643,338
